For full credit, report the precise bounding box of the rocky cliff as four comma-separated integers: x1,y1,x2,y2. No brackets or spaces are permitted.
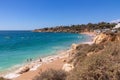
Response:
93,32,119,44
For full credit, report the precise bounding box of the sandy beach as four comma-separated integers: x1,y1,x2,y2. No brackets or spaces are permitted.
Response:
3,50,70,80
14,57,67,80
80,32,96,37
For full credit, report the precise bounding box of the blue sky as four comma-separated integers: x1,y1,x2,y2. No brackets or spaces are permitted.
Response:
0,0,120,30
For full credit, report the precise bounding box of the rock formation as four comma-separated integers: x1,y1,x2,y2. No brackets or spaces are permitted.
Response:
93,32,117,44
16,66,30,74
62,63,74,72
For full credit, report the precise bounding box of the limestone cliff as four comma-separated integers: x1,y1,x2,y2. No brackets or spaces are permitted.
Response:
93,32,118,44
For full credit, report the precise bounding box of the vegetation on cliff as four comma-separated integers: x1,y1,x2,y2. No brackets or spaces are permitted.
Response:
34,69,67,80
34,22,116,33
0,77,9,80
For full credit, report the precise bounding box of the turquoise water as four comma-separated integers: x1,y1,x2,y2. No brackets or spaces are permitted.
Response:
0,31,91,72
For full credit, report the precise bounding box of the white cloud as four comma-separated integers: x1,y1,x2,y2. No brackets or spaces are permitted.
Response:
110,19,120,23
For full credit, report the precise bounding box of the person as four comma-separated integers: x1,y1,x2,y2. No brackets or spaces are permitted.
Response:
27,59,29,62
39,58,42,62
30,58,32,61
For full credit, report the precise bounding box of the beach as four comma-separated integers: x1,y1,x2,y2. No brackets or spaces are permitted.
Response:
4,49,70,80
14,56,67,80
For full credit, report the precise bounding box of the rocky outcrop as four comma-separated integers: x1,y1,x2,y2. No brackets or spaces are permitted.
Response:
68,43,79,57
87,52,94,56
62,63,74,72
71,43,78,50
16,66,30,74
61,44,78,72
93,32,117,44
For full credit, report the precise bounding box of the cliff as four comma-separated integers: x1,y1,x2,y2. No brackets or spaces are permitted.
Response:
93,32,120,44
65,32,120,80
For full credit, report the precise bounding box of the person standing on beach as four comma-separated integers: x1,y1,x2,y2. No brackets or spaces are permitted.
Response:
39,58,42,62
30,58,32,61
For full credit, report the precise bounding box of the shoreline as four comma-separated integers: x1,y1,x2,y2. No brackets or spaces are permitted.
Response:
1,32,95,80
3,49,70,80
80,32,96,36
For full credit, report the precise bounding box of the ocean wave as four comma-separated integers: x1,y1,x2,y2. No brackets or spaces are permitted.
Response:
4,36,11,39
0,67,2,70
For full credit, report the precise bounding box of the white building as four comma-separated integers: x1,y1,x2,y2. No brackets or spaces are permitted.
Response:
113,23,120,29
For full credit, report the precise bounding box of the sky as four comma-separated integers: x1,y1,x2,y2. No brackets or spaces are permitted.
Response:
0,0,120,30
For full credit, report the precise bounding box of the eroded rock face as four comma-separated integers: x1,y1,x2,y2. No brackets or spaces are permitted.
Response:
93,32,117,44
93,33,107,44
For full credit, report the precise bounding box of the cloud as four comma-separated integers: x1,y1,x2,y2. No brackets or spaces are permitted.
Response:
110,19,120,23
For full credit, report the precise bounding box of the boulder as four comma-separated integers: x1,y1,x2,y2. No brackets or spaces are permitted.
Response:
71,43,78,50
17,66,30,74
62,63,74,72
87,52,94,56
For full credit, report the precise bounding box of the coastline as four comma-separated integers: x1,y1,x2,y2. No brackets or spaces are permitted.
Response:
80,32,96,36
2,32,95,80
3,49,70,80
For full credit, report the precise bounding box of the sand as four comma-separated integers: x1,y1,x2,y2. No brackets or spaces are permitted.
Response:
80,32,96,36
13,57,67,80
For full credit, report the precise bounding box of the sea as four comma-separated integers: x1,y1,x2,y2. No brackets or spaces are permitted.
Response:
0,31,92,73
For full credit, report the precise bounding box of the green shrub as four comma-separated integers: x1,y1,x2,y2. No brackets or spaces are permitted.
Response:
67,53,111,80
72,43,104,66
0,77,9,80
67,39,120,80
33,69,67,80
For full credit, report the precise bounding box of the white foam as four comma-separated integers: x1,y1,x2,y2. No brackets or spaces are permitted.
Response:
30,64,41,71
81,41,94,45
4,73,20,79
